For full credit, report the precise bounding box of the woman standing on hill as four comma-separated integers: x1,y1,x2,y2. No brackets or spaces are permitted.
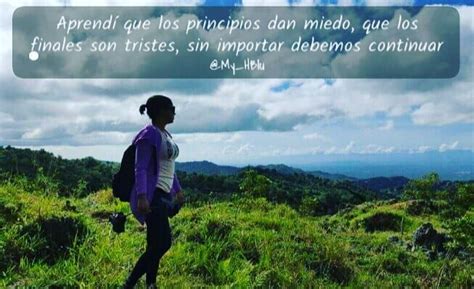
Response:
123,95,185,289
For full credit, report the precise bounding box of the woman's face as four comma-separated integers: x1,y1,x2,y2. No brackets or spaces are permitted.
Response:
164,104,176,124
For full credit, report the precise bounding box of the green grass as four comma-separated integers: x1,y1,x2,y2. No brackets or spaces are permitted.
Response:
0,183,472,288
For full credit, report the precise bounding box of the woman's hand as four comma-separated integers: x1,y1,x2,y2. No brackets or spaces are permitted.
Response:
137,195,151,214
176,190,185,205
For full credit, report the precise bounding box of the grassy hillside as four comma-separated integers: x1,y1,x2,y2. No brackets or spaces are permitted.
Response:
0,176,472,288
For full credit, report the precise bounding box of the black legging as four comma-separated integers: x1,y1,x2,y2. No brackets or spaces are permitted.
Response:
126,188,172,286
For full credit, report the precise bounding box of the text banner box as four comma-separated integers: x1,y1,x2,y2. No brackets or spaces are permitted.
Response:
12,6,460,78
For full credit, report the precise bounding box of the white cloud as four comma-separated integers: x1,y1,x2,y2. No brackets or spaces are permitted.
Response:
411,97,474,126
416,145,431,153
439,141,459,152
365,0,414,6
21,128,43,139
303,132,329,141
242,0,289,6
237,143,255,154
226,132,243,143
342,140,355,153
378,120,394,130
174,132,243,144
360,144,395,154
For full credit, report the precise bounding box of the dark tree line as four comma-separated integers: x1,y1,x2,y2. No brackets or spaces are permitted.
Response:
177,166,377,215
0,146,117,197
1,146,379,215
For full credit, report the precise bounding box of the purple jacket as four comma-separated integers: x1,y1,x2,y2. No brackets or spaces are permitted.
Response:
129,123,182,225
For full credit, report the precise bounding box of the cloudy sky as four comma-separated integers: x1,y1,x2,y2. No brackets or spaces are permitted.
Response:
0,0,472,173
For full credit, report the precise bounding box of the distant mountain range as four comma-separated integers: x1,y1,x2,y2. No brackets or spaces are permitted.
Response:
175,161,413,197
177,160,474,198
178,161,369,179
176,161,240,175
250,150,474,181
2,145,468,199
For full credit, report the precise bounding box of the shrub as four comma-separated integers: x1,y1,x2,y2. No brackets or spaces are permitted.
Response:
206,218,233,240
363,212,403,232
0,215,89,269
406,199,437,216
445,212,474,252
0,199,21,224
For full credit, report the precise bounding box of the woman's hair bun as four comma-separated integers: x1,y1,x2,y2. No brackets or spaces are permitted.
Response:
139,104,147,115
140,95,172,119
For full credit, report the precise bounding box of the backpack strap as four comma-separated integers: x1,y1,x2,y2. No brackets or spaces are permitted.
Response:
163,128,172,138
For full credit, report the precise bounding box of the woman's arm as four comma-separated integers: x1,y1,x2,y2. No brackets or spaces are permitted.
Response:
171,172,182,193
168,173,184,217
135,139,153,197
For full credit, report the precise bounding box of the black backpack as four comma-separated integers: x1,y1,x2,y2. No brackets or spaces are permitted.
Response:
112,143,156,202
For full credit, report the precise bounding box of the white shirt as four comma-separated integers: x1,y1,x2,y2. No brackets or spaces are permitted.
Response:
155,127,179,193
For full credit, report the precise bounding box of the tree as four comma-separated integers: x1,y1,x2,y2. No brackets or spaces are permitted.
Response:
402,172,440,201
300,195,323,216
239,169,273,198
452,183,474,212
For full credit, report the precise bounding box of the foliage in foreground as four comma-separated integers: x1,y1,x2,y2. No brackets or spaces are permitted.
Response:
0,176,473,288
